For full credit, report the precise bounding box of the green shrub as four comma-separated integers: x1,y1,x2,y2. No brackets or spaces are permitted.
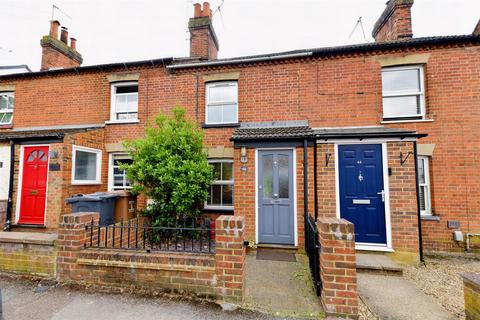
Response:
122,107,213,225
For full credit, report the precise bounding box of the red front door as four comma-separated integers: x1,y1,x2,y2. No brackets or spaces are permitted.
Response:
18,146,49,225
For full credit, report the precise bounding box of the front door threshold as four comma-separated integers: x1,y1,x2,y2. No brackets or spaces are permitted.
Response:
355,244,394,253
257,243,297,250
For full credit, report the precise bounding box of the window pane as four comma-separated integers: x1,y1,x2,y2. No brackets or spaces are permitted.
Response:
0,96,7,110
0,112,12,124
278,154,289,198
383,95,420,118
262,155,274,198
419,186,426,211
116,85,138,94
117,112,138,120
207,105,222,123
210,184,221,205
222,184,233,206
210,162,221,180
208,84,237,103
75,150,97,181
417,158,425,184
222,162,233,181
222,104,238,123
382,68,420,92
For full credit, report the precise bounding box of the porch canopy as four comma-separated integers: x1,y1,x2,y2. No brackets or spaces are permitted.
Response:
0,124,104,142
313,126,427,141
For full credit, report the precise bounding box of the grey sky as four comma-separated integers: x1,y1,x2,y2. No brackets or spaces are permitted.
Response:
1,0,479,71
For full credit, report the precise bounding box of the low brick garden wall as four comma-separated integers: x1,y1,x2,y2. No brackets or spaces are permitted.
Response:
0,231,57,278
57,212,246,303
461,273,480,320
319,217,358,319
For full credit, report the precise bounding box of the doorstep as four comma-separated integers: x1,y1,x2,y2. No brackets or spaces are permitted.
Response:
356,253,403,276
0,231,57,246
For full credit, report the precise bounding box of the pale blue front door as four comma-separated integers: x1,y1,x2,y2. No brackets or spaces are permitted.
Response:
258,150,295,245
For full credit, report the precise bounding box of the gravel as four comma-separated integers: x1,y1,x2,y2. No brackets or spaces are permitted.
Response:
404,254,480,319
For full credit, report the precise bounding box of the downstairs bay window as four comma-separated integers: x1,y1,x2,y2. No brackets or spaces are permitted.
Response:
108,153,133,190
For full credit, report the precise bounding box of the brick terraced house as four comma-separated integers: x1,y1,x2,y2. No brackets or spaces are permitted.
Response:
0,0,479,263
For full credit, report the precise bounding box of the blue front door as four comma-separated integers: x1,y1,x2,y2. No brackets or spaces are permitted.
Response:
338,144,387,245
258,150,295,245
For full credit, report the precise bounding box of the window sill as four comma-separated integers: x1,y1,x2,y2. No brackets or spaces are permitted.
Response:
71,181,102,186
105,120,140,125
421,215,440,221
201,123,240,129
0,124,13,129
381,119,434,124
203,207,234,213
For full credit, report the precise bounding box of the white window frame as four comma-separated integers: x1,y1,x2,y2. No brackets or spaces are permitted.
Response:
205,81,238,125
205,159,234,210
417,155,431,215
109,81,139,123
71,145,102,185
108,153,133,191
381,65,426,120
0,92,14,125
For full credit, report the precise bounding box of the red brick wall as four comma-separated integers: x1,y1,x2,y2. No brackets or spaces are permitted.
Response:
57,212,246,302
319,217,358,319
1,42,479,251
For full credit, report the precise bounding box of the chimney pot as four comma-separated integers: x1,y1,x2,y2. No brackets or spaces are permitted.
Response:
202,2,211,17
60,27,69,44
49,20,60,39
194,3,202,18
70,37,77,50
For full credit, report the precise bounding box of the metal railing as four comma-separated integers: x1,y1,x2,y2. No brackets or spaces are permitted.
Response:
305,214,322,296
84,217,215,253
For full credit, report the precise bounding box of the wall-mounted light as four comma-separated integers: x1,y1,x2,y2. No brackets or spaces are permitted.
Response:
240,147,248,163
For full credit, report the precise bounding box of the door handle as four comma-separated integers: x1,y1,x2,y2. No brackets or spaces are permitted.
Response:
273,193,279,199
377,190,385,202
29,189,38,195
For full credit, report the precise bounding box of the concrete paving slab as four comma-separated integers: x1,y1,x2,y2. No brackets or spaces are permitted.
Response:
243,253,323,319
356,254,403,275
358,273,455,320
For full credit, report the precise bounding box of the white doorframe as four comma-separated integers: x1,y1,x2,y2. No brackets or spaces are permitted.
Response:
15,144,50,225
334,142,393,252
255,147,298,247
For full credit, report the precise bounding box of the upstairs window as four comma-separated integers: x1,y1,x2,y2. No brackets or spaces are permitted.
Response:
109,153,133,190
110,82,138,122
206,159,233,210
205,82,238,125
0,92,14,125
381,65,425,120
417,156,431,215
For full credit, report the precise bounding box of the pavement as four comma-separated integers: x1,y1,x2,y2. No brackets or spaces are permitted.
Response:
0,273,280,320
358,273,455,320
243,253,323,319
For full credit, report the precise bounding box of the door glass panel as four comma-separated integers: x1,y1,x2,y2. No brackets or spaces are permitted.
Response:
278,154,289,198
262,155,273,198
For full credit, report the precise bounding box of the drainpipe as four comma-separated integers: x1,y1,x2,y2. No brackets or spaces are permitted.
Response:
4,140,15,231
303,139,309,218
313,140,318,222
413,141,424,262
303,139,308,251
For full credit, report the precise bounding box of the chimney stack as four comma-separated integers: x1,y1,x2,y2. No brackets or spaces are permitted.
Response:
40,20,82,71
188,2,219,60
473,19,480,36
60,27,69,44
372,0,414,42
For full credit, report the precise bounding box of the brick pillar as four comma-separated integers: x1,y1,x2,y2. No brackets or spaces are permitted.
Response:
318,217,358,319
57,212,99,282
461,273,480,320
215,215,246,304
